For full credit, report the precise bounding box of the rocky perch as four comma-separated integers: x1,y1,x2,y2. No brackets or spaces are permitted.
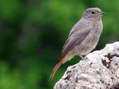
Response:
54,42,119,89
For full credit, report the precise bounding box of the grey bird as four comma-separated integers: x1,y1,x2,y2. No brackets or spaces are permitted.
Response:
50,8,104,79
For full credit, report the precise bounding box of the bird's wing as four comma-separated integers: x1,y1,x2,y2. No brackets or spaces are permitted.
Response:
62,19,92,55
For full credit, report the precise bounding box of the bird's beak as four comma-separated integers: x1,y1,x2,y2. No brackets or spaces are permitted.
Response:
96,11,104,16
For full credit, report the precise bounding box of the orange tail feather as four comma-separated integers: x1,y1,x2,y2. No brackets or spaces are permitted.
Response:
49,52,74,81
49,61,62,81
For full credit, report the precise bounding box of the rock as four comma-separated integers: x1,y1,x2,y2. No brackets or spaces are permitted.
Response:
54,42,119,89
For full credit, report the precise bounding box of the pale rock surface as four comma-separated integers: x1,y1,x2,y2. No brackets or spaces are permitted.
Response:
54,42,119,89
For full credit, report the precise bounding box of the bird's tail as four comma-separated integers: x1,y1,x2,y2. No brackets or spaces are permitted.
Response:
49,52,74,80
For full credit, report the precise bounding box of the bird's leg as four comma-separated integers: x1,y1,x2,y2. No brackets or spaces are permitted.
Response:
80,55,85,60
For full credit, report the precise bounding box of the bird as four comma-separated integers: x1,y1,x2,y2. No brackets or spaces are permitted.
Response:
50,8,104,80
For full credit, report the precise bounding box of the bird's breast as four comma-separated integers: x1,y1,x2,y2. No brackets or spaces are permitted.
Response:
75,20,103,55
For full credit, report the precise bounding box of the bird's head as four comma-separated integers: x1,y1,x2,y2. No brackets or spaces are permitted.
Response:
83,8,104,20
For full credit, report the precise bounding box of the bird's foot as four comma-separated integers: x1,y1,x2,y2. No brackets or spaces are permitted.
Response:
80,55,85,60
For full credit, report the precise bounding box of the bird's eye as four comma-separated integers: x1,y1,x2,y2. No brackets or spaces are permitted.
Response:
91,11,95,14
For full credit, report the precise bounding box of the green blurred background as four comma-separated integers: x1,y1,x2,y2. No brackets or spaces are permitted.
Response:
0,0,119,89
